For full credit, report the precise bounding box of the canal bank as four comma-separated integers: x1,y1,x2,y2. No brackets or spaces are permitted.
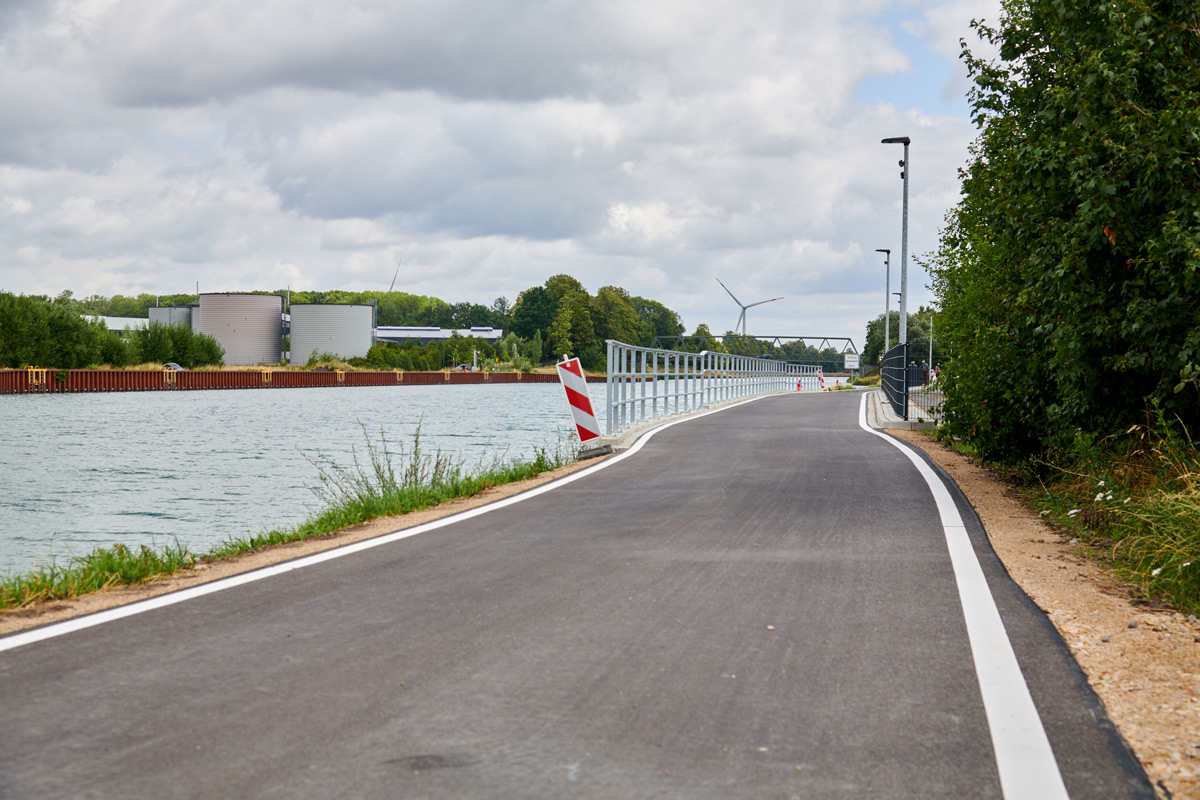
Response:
0,383,599,576
0,367,603,394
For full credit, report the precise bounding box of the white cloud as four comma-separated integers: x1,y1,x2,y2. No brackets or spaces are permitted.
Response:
0,0,989,345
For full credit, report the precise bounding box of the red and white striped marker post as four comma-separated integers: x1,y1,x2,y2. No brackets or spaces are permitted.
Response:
556,356,602,443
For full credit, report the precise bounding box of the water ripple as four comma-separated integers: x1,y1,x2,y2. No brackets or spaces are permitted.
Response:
0,383,594,575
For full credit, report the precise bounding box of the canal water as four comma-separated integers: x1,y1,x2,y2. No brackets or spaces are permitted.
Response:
0,384,607,577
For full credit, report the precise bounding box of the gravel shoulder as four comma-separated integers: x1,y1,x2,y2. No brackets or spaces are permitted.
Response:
889,428,1200,800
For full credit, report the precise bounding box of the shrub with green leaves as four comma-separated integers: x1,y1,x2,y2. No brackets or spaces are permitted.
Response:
128,321,224,367
930,0,1200,462
0,292,130,368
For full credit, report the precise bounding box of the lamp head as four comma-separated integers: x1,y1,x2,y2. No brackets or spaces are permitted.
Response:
881,136,911,145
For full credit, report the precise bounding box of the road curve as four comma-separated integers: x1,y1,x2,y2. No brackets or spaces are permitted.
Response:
0,391,1153,799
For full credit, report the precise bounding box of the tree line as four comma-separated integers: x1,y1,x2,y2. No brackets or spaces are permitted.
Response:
349,274,686,371
0,292,224,369
64,289,509,330
49,275,687,372
928,0,1200,462
860,307,943,366
0,276,688,371
8,273,864,373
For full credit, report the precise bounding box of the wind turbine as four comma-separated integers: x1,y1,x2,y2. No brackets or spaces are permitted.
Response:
387,258,402,293
716,278,782,336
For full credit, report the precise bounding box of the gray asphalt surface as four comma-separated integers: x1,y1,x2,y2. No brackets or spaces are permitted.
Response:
0,391,1153,799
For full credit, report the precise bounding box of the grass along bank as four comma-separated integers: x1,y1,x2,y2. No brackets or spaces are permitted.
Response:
944,406,1200,616
1027,409,1199,615
0,427,575,611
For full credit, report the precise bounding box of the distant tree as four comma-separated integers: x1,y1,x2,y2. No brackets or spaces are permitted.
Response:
559,293,601,368
722,334,764,357
591,286,640,346
510,287,558,341
498,332,522,362
523,330,543,366
779,340,821,362
544,274,586,304
371,292,422,326
684,323,719,354
489,296,512,331
862,307,940,365
128,321,224,367
447,333,473,366
449,302,492,329
129,321,174,364
0,292,130,368
546,305,575,359
415,299,455,328
630,296,684,347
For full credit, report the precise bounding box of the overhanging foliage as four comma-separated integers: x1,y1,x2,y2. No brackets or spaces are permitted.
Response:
930,0,1200,462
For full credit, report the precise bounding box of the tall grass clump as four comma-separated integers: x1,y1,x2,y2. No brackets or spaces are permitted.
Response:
0,427,576,611
1035,406,1200,614
0,541,195,609
205,425,574,558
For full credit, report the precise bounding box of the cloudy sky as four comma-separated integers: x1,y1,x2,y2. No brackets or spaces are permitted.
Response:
0,0,1000,346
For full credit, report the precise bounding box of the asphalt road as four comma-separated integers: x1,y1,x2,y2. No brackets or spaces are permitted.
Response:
0,392,1154,799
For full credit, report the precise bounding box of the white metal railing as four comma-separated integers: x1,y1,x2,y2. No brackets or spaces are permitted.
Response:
605,340,823,437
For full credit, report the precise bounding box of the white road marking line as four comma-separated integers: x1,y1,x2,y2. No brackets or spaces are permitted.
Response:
858,392,1070,800
0,395,767,653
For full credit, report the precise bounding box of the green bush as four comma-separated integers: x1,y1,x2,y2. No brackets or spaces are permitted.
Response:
127,321,224,367
0,292,130,368
930,0,1200,462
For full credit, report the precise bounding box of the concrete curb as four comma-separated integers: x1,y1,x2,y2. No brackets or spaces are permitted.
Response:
866,388,939,431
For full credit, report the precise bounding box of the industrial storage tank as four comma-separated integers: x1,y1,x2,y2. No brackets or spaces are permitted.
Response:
197,293,282,365
290,304,374,362
149,306,193,328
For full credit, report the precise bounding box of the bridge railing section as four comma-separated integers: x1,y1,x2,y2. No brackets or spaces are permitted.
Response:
605,340,820,437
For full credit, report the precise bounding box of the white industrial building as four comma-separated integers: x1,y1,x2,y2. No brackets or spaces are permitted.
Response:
374,326,504,345
197,293,282,365
149,306,196,328
290,303,374,362
86,300,503,364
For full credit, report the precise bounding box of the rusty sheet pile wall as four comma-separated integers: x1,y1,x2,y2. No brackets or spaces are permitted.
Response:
0,369,599,394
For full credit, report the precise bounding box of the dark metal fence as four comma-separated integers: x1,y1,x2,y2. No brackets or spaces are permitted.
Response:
907,360,944,424
881,343,909,419
880,344,944,423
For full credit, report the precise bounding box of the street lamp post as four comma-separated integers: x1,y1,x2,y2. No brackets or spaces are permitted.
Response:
881,136,910,344
875,248,891,354
929,315,934,366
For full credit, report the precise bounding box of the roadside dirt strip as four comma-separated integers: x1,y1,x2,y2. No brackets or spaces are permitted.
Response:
888,428,1200,800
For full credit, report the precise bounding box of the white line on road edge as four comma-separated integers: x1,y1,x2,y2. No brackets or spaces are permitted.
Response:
858,393,1070,800
0,395,773,655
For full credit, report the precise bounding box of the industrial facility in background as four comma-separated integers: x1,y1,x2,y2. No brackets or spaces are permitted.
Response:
197,293,283,365
134,294,503,366
289,303,374,363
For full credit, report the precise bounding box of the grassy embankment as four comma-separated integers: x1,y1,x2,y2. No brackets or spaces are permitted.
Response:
851,369,881,387
0,427,574,611
948,408,1200,615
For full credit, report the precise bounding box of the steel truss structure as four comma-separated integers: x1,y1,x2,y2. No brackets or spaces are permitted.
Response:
651,335,859,355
